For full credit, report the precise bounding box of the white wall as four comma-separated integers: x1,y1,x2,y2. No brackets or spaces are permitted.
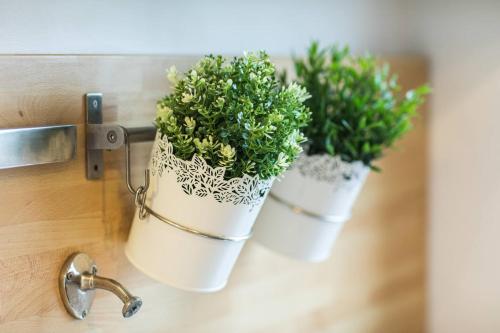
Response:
410,1,500,332
0,0,413,55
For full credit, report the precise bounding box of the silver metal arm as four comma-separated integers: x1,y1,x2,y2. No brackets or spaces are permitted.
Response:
77,273,142,318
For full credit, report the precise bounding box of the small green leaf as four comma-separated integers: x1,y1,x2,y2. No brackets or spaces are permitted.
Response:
362,142,370,153
358,116,367,129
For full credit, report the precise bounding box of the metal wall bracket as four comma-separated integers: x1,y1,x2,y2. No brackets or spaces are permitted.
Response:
86,93,104,179
59,252,142,319
85,93,156,179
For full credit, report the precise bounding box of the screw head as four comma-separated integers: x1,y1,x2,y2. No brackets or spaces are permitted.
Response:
66,272,74,281
107,130,117,144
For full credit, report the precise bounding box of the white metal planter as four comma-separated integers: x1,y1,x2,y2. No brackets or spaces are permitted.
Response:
125,134,272,292
253,154,369,262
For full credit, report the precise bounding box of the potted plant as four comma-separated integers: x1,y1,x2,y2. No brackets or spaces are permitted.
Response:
253,42,429,262
125,52,310,291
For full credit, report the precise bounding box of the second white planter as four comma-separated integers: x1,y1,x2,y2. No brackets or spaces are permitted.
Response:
125,134,272,292
253,154,369,262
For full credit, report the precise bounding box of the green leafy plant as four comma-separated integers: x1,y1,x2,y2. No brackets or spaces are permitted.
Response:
156,51,311,180
287,42,430,171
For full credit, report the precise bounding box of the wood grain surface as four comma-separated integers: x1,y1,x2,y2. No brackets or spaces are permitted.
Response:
0,55,427,333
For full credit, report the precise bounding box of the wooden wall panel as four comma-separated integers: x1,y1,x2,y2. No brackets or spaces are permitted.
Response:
0,55,427,333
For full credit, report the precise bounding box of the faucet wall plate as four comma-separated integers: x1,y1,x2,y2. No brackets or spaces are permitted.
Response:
59,253,97,319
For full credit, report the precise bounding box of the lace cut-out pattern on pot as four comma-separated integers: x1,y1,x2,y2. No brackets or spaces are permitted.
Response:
151,134,272,209
291,154,366,187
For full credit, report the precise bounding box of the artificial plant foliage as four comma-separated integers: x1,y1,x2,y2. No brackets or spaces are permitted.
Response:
156,52,311,180
288,42,430,170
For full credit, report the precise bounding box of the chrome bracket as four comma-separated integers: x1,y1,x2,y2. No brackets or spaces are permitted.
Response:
86,93,104,179
59,252,142,319
85,93,156,179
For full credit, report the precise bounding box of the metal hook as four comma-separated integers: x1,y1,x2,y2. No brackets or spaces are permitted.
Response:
123,127,150,196
77,273,142,318
59,253,142,319
123,127,151,219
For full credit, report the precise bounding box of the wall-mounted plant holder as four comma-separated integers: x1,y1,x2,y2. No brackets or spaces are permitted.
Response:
59,252,142,319
124,132,270,292
253,154,370,262
0,125,76,170
86,93,271,292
